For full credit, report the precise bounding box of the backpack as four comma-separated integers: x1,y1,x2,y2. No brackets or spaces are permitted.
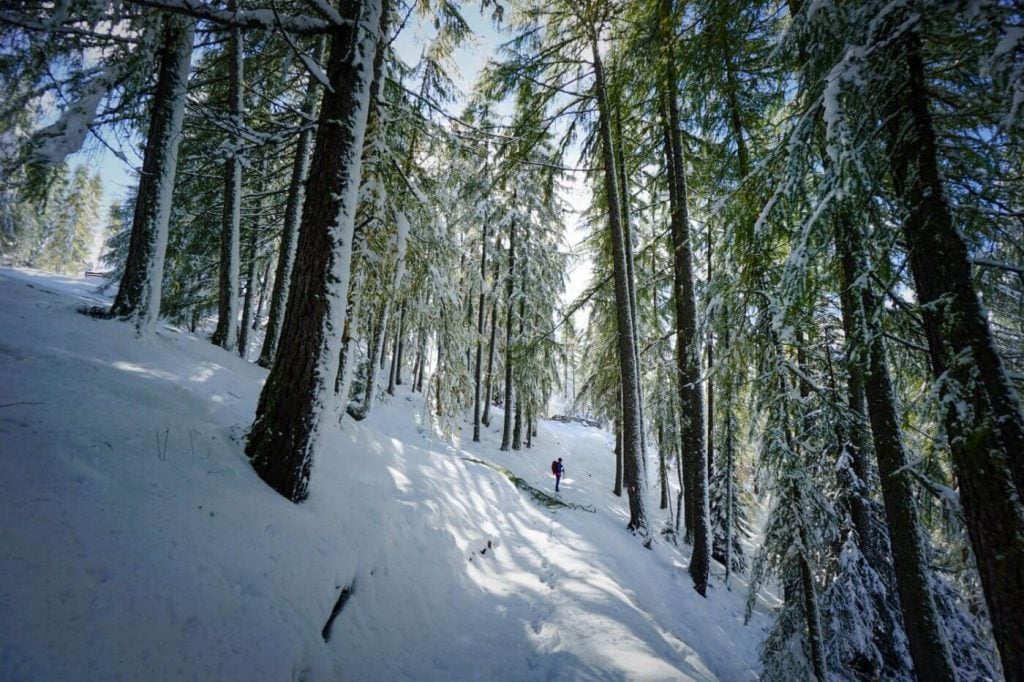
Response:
551,460,560,475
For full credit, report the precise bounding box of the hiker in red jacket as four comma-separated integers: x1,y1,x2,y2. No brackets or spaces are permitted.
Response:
551,457,564,492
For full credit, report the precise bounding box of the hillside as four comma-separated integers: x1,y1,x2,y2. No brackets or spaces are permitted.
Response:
0,268,769,681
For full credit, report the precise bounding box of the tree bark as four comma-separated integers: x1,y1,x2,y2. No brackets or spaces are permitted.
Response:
482,260,500,427
212,3,244,351
109,15,195,330
882,27,1024,677
238,156,267,358
513,298,526,451
613,416,623,497
246,0,385,502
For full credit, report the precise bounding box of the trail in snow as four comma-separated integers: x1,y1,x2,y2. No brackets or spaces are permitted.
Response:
0,268,770,681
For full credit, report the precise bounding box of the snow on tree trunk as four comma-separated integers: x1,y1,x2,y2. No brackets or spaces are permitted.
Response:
245,0,384,502
109,16,195,331
882,26,1024,676
257,39,323,369
212,3,244,352
592,34,646,534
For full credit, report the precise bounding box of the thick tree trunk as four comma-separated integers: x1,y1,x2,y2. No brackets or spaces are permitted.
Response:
256,39,322,369
211,4,244,352
656,3,707,588
882,28,1024,677
245,0,384,502
834,210,956,681
109,16,195,329
592,35,646,534
500,219,517,452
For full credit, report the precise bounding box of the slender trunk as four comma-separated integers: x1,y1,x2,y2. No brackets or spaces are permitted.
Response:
483,261,500,427
238,156,267,358
108,16,195,330
512,298,525,451
500,218,517,452
658,423,669,509
657,2,707,587
394,300,406,385
592,34,646,533
359,298,388,414
706,234,714,481
613,417,623,497
414,323,427,393
798,516,827,682
212,5,244,351
838,276,947,673
256,40,322,369
882,27,1024,677
473,218,489,441
613,90,646,472
387,299,405,395
252,253,273,331
246,0,385,501
237,206,259,357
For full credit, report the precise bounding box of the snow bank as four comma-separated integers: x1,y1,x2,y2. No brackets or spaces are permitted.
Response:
0,268,768,681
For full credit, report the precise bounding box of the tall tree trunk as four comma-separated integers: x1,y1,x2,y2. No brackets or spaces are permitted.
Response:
256,39,323,369
834,210,956,680
109,16,195,330
656,1,707,587
706,232,714,481
512,298,525,451
880,27,1024,677
212,4,244,351
473,218,489,441
500,218,517,452
482,261,500,427
414,323,427,393
613,88,646,472
592,34,646,534
238,156,267,358
245,0,385,502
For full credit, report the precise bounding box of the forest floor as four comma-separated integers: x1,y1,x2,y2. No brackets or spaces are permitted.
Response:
0,267,771,681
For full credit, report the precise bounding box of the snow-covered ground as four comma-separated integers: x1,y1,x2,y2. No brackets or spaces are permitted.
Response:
0,268,769,681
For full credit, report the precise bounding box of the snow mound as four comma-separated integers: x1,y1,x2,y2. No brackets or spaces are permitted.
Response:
0,268,768,681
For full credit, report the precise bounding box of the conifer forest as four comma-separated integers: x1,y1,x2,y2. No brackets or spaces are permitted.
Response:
1,0,1023,679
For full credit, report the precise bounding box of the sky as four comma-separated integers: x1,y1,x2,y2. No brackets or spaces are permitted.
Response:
77,3,593,309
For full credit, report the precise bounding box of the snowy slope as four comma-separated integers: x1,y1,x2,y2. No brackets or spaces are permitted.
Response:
0,268,769,681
